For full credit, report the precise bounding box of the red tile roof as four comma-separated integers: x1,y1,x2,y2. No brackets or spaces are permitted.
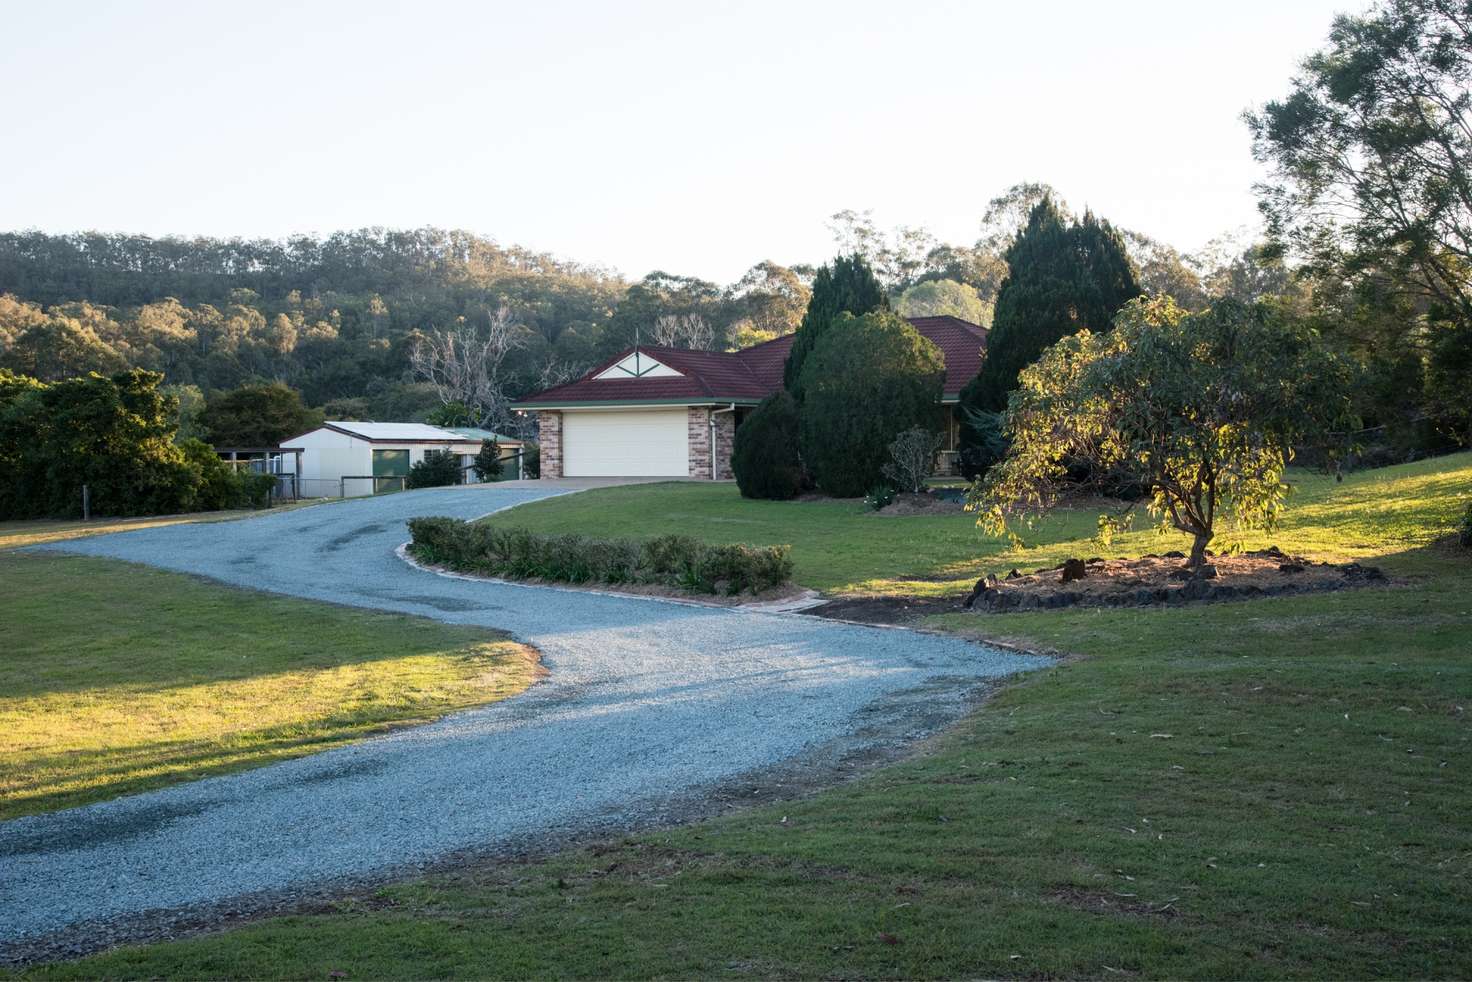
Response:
513,315,987,408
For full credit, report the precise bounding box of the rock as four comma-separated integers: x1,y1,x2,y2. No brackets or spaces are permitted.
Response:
1278,562,1306,574
1195,564,1218,579
982,573,1000,589
1265,544,1284,556
1135,588,1157,606
1006,568,1022,580
1087,557,1104,565
1060,558,1088,583
963,578,989,609
1163,550,1185,559
1168,567,1193,581
1017,594,1041,610
1213,585,1239,600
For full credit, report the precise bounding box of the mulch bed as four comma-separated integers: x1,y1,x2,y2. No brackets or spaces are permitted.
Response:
803,546,1391,627
963,546,1388,613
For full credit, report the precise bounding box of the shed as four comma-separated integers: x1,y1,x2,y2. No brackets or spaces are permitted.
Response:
281,422,525,497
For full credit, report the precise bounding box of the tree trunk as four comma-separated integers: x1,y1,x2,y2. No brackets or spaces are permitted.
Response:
1188,533,1210,569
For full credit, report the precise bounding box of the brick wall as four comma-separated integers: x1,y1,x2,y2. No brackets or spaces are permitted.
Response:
537,411,563,478
687,407,736,480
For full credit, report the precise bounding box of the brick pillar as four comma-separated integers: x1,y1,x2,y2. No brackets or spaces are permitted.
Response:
712,409,736,480
687,407,710,479
537,411,563,478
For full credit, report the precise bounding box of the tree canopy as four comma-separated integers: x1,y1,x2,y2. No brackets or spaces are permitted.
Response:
199,382,322,447
797,310,944,497
782,254,888,399
968,297,1358,567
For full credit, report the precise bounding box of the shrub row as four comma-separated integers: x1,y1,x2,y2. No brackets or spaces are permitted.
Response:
408,518,794,596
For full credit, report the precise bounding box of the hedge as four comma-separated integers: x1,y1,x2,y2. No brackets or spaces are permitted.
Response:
408,518,793,595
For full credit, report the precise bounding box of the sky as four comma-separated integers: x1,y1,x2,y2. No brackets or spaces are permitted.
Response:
1,0,1362,283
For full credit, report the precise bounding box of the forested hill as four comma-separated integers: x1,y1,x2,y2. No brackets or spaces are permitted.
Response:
0,228,632,416
0,228,825,420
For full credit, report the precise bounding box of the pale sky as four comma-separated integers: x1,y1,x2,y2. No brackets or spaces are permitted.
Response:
1,0,1359,283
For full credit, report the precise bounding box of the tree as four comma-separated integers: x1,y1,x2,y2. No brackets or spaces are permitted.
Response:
731,391,803,500
782,254,887,399
728,261,810,338
409,306,526,430
960,197,1141,415
8,315,127,381
882,426,944,493
0,370,203,519
200,382,322,447
968,297,1358,568
1248,0,1472,447
797,311,944,497
896,279,992,325
406,449,463,489
474,439,504,482
648,313,714,350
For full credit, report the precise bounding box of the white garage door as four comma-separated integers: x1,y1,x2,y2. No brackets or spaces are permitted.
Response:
562,409,689,477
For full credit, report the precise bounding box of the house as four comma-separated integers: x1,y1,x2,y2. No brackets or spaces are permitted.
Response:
511,315,986,479
281,422,525,497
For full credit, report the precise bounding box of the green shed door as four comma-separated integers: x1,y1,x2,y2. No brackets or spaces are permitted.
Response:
372,449,409,478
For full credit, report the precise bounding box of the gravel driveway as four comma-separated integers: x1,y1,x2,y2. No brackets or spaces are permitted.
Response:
1,485,1044,951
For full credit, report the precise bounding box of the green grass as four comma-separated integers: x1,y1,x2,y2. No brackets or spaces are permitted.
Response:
479,454,1472,594
0,553,541,820
0,500,328,552
16,454,1472,979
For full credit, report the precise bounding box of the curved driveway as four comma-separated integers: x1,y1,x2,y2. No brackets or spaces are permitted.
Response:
1,485,1043,947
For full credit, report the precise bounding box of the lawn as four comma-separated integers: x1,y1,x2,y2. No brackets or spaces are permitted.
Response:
478,453,1472,593
26,453,1472,979
0,500,327,552
0,552,541,820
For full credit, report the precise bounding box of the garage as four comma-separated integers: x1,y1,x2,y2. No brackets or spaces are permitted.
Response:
562,409,689,477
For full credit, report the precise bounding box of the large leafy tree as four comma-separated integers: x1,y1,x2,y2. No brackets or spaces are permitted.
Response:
782,254,887,399
1248,0,1472,443
968,297,1358,568
199,381,322,447
797,310,944,497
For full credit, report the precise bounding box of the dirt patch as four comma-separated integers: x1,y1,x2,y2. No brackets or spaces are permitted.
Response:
869,492,966,517
1050,886,1182,920
804,595,954,623
964,547,1390,613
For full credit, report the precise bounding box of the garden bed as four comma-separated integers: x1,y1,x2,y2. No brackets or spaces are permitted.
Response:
962,546,1390,613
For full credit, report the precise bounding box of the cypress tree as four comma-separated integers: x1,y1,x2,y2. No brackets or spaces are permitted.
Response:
782,253,887,399
956,198,1140,474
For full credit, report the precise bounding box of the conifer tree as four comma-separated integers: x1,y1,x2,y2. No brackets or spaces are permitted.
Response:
782,253,887,399
956,197,1140,475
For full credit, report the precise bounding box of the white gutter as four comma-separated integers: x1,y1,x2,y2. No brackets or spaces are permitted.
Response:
710,403,737,480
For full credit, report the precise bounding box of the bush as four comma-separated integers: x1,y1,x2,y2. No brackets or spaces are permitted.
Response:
178,439,275,510
474,439,503,482
522,441,541,479
406,449,462,489
864,484,896,511
731,391,803,499
797,310,945,497
882,426,942,494
957,407,1008,480
1459,499,1472,548
407,519,794,596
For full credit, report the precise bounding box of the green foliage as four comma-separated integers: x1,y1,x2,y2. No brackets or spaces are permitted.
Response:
956,406,1008,480
407,519,793,595
1458,498,1472,548
863,484,896,511
895,278,991,326
782,254,887,399
0,369,204,519
969,296,1359,566
962,198,1141,415
731,391,803,500
200,382,322,447
474,439,504,482
521,441,541,479
797,311,944,497
177,440,277,510
427,401,477,427
406,449,463,489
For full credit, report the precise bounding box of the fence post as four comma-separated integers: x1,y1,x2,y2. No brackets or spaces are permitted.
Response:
82,484,91,521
